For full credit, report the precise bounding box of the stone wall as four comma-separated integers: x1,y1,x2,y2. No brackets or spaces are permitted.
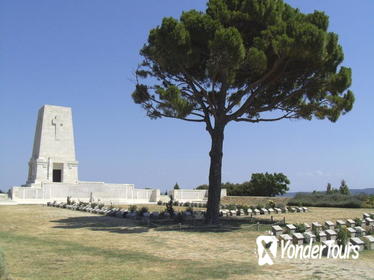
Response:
169,188,227,202
10,182,160,204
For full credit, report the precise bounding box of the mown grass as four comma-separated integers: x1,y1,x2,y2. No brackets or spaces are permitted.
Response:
0,205,373,280
0,205,259,280
0,249,10,280
0,229,260,280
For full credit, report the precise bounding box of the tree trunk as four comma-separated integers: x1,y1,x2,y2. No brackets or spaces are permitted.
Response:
205,123,225,224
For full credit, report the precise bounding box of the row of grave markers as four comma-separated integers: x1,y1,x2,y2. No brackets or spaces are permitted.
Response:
46,201,206,219
271,213,374,251
220,206,308,217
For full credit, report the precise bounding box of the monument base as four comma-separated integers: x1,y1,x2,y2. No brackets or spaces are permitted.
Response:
9,182,160,204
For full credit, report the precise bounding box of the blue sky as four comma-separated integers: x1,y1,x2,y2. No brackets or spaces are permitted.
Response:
0,0,373,193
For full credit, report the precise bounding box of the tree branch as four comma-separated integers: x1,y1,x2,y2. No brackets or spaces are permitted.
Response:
234,112,296,123
226,58,285,119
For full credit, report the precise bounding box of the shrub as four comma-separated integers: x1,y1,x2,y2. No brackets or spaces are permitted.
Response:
336,228,351,250
275,203,285,209
267,200,275,208
288,192,363,208
157,200,162,205
227,204,236,210
315,231,321,242
97,203,104,209
362,195,374,208
129,205,137,212
91,202,98,208
173,201,179,206
241,205,249,215
138,207,149,216
294,223,306,233
183,202,190,207
354,218,362,226
367,226,374,235
256,204,264,210
165,199,175,216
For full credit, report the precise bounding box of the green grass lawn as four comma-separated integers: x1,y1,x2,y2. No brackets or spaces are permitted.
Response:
0,205,373,280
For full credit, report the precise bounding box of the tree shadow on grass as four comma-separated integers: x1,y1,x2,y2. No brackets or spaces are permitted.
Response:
51,214,279,234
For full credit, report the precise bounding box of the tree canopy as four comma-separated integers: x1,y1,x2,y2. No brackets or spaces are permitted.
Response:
133,0,354,125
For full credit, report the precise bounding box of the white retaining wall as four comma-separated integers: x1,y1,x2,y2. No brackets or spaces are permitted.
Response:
170,188,227,203
10,182,160,204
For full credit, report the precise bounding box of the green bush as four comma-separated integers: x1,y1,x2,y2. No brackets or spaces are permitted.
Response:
295,223,306,233
288,192,363,208
266,200,276,208
315,231,321,242
157,200,162,205
362,195,374,208
275,203,285,209
336,228,351,250
165,199,175,216
97,203,104,209
227,204,236,210
354,218,362,226
241,205,249,215
138,207,149,216
256,204,264,210
129,205,137,212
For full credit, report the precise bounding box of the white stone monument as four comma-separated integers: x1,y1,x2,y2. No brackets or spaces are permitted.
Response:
27,105,78,185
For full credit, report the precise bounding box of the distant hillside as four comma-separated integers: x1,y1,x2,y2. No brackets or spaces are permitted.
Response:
279,188,374,198
350,188,374,195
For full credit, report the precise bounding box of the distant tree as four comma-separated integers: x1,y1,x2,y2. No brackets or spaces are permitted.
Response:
249,173,290,197
0,190,4,194
132,0,354,223
339,180,350,195
225,173,289,196
173,183,180,190
196,184,209,190
326,183,332,194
